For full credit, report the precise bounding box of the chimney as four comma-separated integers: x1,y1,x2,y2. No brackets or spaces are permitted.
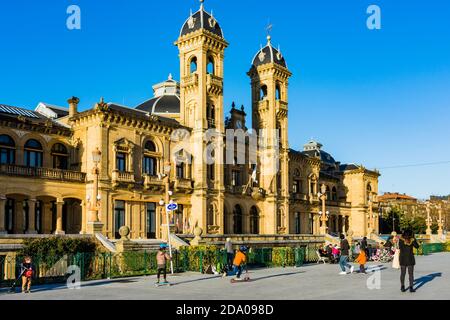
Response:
68,96,80,117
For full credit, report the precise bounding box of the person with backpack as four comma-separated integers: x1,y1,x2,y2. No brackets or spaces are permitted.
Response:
20,256,34,293
156,244,172,285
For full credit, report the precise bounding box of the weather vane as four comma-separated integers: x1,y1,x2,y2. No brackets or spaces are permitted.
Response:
266,20,273,37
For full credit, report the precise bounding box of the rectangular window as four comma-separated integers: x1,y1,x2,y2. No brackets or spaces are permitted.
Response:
176,163,185,179
146,203,156,239
207,164,215,181
5,199,14,232
114,200,126,239
0,148,14,164
232,170,241,186
143,157,156,175
116,153,126,172
25,151,43,167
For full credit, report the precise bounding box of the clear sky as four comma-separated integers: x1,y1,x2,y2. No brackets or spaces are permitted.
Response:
0,0,449,199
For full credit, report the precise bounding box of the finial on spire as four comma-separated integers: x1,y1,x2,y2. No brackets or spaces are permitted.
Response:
168,73,173,80
232,101,236,109
200,0,204,10
265,20,273,45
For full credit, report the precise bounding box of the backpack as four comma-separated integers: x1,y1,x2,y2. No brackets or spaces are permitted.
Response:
25,269,33,278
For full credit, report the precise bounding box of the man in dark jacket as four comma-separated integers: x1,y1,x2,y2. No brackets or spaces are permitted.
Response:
338,234,354,274
399,230,420,293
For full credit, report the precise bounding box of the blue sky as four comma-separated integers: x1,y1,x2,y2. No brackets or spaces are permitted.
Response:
0,0,449,199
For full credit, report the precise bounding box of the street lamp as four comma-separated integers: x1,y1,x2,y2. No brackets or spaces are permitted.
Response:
317,184,328,235
88,148,102,223
158,162,174,274
438,205,444,237
426,203,432,236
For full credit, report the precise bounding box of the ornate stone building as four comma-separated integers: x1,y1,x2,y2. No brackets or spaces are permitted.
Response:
0,2,380,240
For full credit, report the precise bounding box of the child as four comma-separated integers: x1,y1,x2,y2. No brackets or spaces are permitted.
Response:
156,244,171,284
332,245,340,260
231,246,247,280
20,256,34,293
355,246,367,274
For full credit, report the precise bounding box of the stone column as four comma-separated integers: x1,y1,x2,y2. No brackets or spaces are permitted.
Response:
55,200,65,235
0,195,7,234
42,201,52,234
14,200,23,234
26,199,37,234
80,201,87,234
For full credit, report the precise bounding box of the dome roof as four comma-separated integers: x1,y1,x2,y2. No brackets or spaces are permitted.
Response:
252,36,287,68
136,95,180,114
180,3,223,38
135,74,180,114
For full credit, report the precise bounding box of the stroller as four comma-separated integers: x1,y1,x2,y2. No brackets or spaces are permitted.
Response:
372,248,394,263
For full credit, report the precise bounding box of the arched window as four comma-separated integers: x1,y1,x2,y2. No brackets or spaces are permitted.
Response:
144,140,156,152
250,206,259,234
51,143,69,170
190,56,197,73
260,85,268,100
275,84,281,100
143,140,157,176
24,139,43,167
332,187,338,201
0,134,15,165
295,212,301,234
367,183,372,203
233,205,243,234
207,56,215,75
326,185,331,200
207,104,215,128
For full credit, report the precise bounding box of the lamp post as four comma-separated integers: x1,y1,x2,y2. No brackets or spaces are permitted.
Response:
317,184,328,235
425,203,432,236
86,148,103,234
438,205,444,237
158,162,174,274
367,193,374,236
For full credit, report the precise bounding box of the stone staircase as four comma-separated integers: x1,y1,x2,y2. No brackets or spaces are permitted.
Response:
110,239,166,252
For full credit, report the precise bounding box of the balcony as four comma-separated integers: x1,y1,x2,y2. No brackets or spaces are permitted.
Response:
226,185,244,195
326,200,352,208
143,174,164,191
291,193,308,202
174,178,193,194
276,100,288,118
182,73,198,88
0,164,86,183
112,170,135,185
206,74,223,95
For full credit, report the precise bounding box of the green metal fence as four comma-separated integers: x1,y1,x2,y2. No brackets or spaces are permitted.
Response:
0,245,320,288
416,242,450,255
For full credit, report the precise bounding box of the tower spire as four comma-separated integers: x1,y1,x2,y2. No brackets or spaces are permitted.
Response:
200,0,204,10
265,20,273,45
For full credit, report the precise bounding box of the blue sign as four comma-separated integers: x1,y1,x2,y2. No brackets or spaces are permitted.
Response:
166,203,178,211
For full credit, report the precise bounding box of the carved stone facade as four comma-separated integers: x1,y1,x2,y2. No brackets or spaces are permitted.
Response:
0,2,379,239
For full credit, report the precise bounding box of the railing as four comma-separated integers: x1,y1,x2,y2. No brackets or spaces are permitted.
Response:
143,174,164,190
0,164,86,183
112,170,135,183
174,178,193,190
226,185,244,194
182,73,198,87
416,242,450,255
0,245,323,287
206,74,223,88
326,200,352,208
291,193,308,201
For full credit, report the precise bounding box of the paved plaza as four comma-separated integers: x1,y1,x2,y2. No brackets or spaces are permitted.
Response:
0,253,448,300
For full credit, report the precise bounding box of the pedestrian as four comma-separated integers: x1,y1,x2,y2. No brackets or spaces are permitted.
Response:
156,243,172,285
326,244,334,263
20,256,34,293
224,238,234,270
392,235,400,269
338,234,354,275
361,236,368,260
223,246,248,280
399,230,419,293
331,245,340,261
355,245,367,274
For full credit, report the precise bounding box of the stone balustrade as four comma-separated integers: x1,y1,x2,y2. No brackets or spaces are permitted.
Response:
112,170,135,183
0,164,86,183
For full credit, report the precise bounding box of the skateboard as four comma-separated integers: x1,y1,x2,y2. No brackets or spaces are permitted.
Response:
230,277,251,283
155,282,171,287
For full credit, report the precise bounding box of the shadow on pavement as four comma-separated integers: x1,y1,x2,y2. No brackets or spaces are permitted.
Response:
414,272,442,291
250,271,305,282
170,275,223,286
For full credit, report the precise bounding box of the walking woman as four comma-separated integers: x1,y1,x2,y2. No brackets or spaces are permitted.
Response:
399,230,419,293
